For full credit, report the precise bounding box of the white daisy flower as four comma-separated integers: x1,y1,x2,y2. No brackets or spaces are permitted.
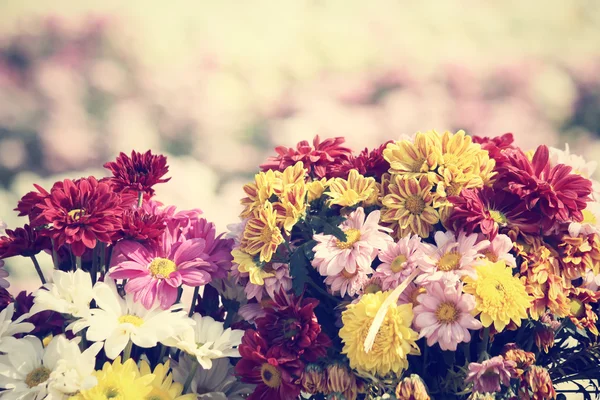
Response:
163,314,243,369
0,303,34,343
568,201,600,237
549,143,597,179
71,278,193,359
29,269,94,319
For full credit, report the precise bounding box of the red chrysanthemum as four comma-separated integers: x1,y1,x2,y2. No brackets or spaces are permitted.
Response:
0,224,51,259
116,208,166,244
472,133,517,168
329,141,392,180
260,135,353,179
15,183,55,226
255,291,331,362
235,329,303,400
495,145,592,230
448,187,541,240
37,177,123,256
103,150,171,196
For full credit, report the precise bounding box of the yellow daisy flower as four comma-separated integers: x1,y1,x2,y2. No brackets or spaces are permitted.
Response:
339,291,420,376
240,169,281,218
307,177,330,202
327,169,376,207
240,202,284,263
72,357,154,400
383,131,442,178
139,360,195,400
381,175,440,238
232,249,274,285
278,162,307,195
274,183,307,233
463,260,532,332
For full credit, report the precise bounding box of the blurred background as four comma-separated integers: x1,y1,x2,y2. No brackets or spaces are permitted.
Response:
1,1,600,281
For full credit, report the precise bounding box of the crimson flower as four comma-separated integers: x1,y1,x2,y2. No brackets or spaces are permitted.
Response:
494,145,592,230
182,218,234,278
329,141,392,180
37,177,123,256
235,329,303,400
15,183,53,225
103,150,170,196
260,135,353,179
448,187,541,239
0,224,51,259
255,291,331,362
472,133,517,168
117,208,166,243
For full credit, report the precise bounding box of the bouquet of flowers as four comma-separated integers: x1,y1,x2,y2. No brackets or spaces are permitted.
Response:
231,132,600,399
0,151,253,399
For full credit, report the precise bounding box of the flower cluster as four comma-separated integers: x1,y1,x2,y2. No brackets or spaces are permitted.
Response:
232,132,600,399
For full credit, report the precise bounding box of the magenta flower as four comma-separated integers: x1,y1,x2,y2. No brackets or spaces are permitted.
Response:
465,356,517,393
374,235,425,291
413,281,482,351
182,218,234,279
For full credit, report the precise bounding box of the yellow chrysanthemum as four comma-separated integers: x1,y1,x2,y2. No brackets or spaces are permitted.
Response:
381,175,440,238
139,360,195,400
71,357,154,400
463,260,532,332
278,162,307,194
240,202,284,263
327,169,376,207
274,183,307,233
240,169,282,218
307,177,330,202
383,131,442,178
339,291,420,376
232,248,274,285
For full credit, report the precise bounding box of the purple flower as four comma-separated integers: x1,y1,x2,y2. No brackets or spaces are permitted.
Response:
465,356,517,393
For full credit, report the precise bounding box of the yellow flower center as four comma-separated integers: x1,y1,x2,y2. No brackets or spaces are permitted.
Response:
390,255,408,273
435,302,459,323
405,195,426,215
489,210,507,225
118,314,144,327
148,257,177,278
25,366,51,388
68,208,85,221
260,226,275,243
482,250,498,263
342,269,358,279
364,282,382,294
260,363,282,388
582,209,597,225
437,251,461,271
337,228,362,250
569,299,585,318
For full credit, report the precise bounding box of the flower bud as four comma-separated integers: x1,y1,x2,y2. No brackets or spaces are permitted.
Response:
395,374,431,400
302,364,327,394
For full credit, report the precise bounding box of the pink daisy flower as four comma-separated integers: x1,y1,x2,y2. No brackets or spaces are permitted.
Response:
312,207,392,277
413,281,482,351
465,356,517,393
244,262,292,301
479,234,516,268
324,264,371,298
374,235,426,291
398,282,427,308
417,231,489,285
183,217,234,279
109,226,213,309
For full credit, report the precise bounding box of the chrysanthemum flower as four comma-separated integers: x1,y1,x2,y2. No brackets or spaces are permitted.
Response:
326,363,359,400
330,141,392,180
14,183,54,225
260,135,353,179
12,291,65,338
465,356,517,393
398,282,427,308
413,282,482,351
554,232,600,280
182,217,234,276
139,360,196,400
339,291,420,376
374,235,426,291
70,279,192,359
273,183,307,233
568,200,600,237
448,186,541,240
37,177,123,256
73,357,154,400
567,287,600,336
0,261,8,289
117,208,167,243
549,143,597,179
312,207,392,277
463,261,532,332
502,344,536,377
240,202,284,264
324,263,372,298
383,131,441,178
233,248,275,286
243,261,291,301
395,374,431,400
306,177,329,202
479,234,516,268
240,169,281,218
327,169,377,207
103,150,170,196
30,269,94,319
0,303,34,341
301,364,327,395
519,366,556,400
235,329,303,400
0,224,51,259
417,231,489,284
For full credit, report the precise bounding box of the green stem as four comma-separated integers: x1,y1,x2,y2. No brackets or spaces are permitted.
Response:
30,256,46,284
189,286,200,317
122,340,133,361
137,191,144,208
75,256,82,270
183,359,199,394
51,240,59,270
478,327,490,362
91,245,99,285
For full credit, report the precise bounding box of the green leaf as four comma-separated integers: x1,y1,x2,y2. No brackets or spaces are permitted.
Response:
289,245,311,296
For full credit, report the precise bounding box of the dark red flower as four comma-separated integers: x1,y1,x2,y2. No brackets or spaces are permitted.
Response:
13,291,65,338
103,150,170,196
236,329,303,400
494,145,592,230
255,291,331,362
0,288,13,311
472,133,517,167
37,177,123,256
329,141,392,180
0,224,51,259
15,184,52,225
260,135,353,179
448,187,541,240
117,208,166,243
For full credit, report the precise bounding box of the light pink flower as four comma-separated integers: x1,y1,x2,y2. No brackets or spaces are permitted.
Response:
478,234,516,268
398,282,427,308
312,207,392,277
413,281,482,351
110,226,213,310
374,235,425,291
465,356,517,393
324,264,371,298
238,302,265,322
417,231,489,285
244,262,292,301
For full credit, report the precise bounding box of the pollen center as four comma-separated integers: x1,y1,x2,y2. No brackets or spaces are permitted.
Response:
118,314,144,327
68,208,85,221
435,302,458,323
260,363,282,388
489,209,507,225
569,299,585,318
405,195,426,215
25,366,51,388
336,228,362,250
148,257,177,278
437,251,461,271
482,250,498,262
390,254,408,273
582,209,597,225
260,226,275,243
